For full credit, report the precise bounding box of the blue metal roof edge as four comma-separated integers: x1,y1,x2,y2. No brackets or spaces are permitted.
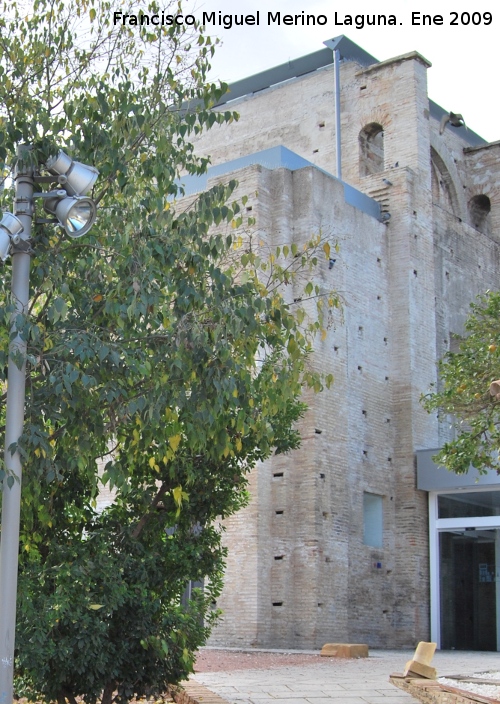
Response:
177,146,382,221
211,36,486,148
213,36,376,107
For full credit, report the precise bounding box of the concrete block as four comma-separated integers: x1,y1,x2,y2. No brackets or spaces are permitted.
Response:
414,641,437,666
320,643,369,658
403,641,437,679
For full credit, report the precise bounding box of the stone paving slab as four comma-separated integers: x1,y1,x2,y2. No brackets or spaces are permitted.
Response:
192,650,500,704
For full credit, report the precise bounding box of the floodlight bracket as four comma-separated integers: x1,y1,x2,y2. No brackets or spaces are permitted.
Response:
34,175,56,184
33,190,67,200
14,198,35,218
11,238,33,255
34,174,68,184
35,217,58,224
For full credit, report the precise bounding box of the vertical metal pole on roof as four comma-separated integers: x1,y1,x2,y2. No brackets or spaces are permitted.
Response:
334,49,342,180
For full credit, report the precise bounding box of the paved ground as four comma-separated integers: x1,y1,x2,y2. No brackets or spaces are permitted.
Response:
192,648,500,704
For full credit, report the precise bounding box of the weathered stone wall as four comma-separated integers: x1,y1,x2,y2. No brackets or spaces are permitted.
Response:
189,44,500,649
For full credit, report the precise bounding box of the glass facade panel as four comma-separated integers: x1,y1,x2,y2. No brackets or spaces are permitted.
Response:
438,492,500,519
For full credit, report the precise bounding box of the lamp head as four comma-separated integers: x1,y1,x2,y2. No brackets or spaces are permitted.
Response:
46,150,99,196
44,196,97,238
43,150,99,237
0,213,24,261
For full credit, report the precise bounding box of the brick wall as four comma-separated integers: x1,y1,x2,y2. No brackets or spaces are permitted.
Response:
186,45,500,649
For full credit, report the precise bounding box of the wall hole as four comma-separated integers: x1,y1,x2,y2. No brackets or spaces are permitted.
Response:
359,122,384,176
469,193,491,234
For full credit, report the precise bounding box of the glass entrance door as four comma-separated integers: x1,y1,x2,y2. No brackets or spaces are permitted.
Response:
439,529,497,650
429,489,500,650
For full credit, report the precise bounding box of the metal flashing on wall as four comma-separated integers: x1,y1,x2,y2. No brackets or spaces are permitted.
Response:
416,448,500,491
177,145,382,221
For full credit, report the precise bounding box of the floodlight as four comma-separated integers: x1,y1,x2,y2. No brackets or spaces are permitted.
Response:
46,150,99,196
0,213,24,261
44,195,97,238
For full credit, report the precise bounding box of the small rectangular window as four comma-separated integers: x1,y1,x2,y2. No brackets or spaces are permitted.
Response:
363,492,383,548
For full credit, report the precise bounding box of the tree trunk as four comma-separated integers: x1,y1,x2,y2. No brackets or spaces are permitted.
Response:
101,681,116,704
57,690,78,704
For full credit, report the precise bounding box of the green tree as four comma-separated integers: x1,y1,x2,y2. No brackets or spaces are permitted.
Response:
423,290,500,476
0,2,337,703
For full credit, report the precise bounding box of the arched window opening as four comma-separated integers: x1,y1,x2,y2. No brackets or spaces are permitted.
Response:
430,148,460,217
359,123,384,177
469,194,491,234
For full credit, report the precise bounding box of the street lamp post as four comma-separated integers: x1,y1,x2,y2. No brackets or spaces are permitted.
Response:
0,147,98,704
0,148,34,704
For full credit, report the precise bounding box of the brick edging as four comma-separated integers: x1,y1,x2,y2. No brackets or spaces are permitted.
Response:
390,675,499,704
168,679,229,704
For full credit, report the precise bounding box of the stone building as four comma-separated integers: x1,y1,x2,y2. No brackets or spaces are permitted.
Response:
181,36,500,651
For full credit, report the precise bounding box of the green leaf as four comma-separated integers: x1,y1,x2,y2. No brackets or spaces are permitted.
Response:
2,5,341,702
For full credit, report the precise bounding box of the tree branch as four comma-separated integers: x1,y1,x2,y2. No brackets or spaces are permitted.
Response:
131,481,170,540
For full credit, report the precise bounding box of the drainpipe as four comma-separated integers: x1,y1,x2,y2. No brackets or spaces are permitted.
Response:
334,49,342,180
324,38,343,181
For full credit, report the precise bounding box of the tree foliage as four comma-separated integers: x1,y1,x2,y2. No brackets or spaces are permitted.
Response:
0,2,338,702
423,290,500,476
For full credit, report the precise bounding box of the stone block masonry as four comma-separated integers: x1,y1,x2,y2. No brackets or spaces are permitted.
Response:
186,38,500,650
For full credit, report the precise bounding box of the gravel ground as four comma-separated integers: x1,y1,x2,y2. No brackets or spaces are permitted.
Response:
439,672,500,700
194,648,324,672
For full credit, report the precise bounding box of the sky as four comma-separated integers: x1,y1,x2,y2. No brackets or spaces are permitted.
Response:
187,0,498,143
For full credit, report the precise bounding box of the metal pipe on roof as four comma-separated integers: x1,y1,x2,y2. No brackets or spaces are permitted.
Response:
334,49,342,180
324,39,344,180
